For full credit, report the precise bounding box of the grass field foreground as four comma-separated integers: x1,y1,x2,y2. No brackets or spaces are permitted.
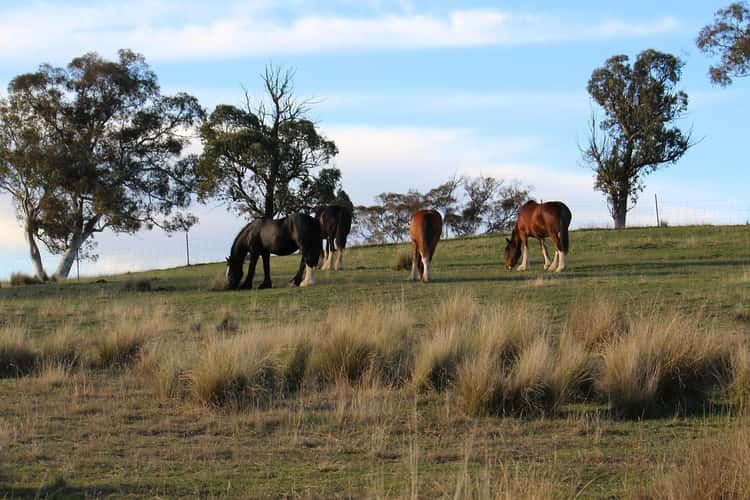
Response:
1,225,749,497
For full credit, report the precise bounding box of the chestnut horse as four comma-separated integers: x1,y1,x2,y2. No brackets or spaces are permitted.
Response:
225,214,322,290
316,205,352,271
504,201,572,272
408,209,443,283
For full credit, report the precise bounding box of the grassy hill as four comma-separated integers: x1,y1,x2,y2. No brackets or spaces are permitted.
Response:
1,225,749,497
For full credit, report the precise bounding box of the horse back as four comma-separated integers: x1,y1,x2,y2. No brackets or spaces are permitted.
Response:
517,201,571,237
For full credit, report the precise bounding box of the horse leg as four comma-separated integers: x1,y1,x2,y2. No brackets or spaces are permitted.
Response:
300,259,315,287
540,238,553,270
318,240,327,269
517,236,529,271
258,251,272,289
421,254,432,283
289,256,306,287
549,232,566,272
334,247,344,271
321,237,333,270
408,241,420,281
334,233,345,271
240,253,259,289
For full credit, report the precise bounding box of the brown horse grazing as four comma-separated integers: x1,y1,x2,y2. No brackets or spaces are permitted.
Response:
225,214,322,290
504,201,572,272
408,209,443,283
316,205,352,271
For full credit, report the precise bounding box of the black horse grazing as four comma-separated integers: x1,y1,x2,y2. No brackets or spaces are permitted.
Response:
225,214,322,289
316,205,352,271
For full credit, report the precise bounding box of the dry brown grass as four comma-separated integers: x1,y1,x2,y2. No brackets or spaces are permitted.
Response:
391,248,413,271
642,424,750,499
0,325,36,377
189,334,284,408
9,272,43,286
563,294,625,348
730,344,750,410
33,360,74,387
89,304,169,369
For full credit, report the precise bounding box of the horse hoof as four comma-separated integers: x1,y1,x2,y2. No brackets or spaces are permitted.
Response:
258,282,272,289
288,281,299,288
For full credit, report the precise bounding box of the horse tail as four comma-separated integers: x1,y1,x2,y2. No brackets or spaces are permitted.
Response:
559,204,572,253
335,206,352,250
422,210,442,259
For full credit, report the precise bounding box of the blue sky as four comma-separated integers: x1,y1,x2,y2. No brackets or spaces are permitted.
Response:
0,1,747,279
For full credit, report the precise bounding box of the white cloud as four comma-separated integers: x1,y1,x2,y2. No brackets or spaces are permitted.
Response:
328,124,597,206
0,199,26,252
0,3,681,61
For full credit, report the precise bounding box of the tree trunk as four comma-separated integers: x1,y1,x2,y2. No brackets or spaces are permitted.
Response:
53,232,88,279
24,224,46,279
611,192,628,229
264,180,275,219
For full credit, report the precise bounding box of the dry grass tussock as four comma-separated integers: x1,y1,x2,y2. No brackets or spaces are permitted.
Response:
141,302,417,408
9,272,44,286
450,303,571,416
120,277,152,292
391,248,413,271
597,305,735,417
89,305,169,369
730,344,750,410
2,304,172,379
0,324,36,377
642,424,750,499
563,294,625,348
308,302,416,386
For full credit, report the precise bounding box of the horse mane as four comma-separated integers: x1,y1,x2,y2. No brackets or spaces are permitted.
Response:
229,222,253,263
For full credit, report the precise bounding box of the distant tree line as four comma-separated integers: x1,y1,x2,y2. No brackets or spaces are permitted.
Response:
353,176,529,244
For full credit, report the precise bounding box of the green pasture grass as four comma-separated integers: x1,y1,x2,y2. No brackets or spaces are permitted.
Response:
0,225,749,497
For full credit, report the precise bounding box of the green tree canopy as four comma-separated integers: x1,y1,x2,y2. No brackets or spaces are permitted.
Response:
196,66,338,219
697,2,750,86
582,49,692,228
0,49,203,278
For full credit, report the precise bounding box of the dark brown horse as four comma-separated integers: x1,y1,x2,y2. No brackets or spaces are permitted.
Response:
408,209,443,283
225,214,322,289
316,205,352,271
504,201,572,272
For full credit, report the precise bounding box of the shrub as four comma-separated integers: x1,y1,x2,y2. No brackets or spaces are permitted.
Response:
9,272,43,286
121,278,152,292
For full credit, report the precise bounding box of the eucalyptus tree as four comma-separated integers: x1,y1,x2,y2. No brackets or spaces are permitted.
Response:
582,50,691,228
0,49,203,278
697,2,750,86
196,66,338,219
